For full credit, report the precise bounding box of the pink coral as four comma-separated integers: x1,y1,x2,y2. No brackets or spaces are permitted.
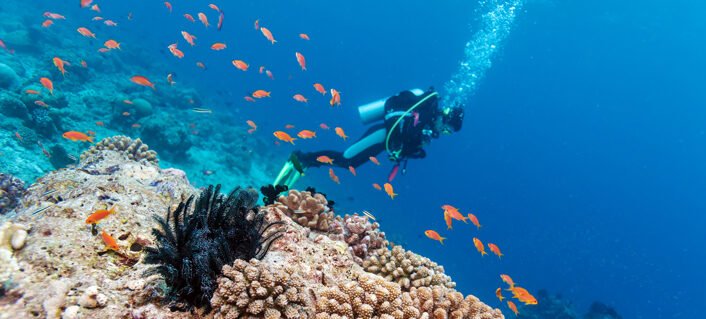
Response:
333,213,388,264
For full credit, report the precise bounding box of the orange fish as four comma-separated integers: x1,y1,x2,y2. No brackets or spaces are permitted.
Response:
273,131,296,144
168,43,185,58
252,90,270,98
40,77,54,95
62,131,94,143
328,168,340,184
246,120,257,130
488,243,503,258
317,155,334,165
164,1,172,13
42,20,54,28
211,42,226,50
184,13,195,22
198,12,209,27
91,4,100,12
52,57,67,77
104,20,118,27
131,75,155,90
81,60,88,68
330,89,341,106
468,213,481,229
299,33,310,40
510,287,538,305
507,301,519,316
14,132,23,143
285,124,295,129
259,66,265,74
196,62,206,69
313,83,326,95
122,112,131,117
95,121,104,126
266,70,274,80
442,205,468,223
34,100,48,108
208,4,221,12
77,27,96,38
369,156,380,165
181,31,197,46
472,237,487,256
85,205,116,224
26,89,41,95
244,96,256,102
104,40,121,49
43,12,66,19
424,230,445,244
383,183,397,199
372,183,382,191
496,288,505,302
444,210,453,229
293,94,308,103
254,19,260,30
80,0,93,8
232,60,249,71
335,127,348,141
295,52,306,71
260,27,276,44
297,130,316,139
91,16,103,21
348,166,356,176
319,123,330,130
101,230,120,251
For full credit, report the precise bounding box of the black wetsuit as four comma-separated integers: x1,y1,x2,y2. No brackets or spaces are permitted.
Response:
298,89,439,169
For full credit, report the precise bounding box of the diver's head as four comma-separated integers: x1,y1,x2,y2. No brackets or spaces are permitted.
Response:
434,105,464,136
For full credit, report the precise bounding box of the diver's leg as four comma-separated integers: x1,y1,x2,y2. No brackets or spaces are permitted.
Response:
341,124,386,168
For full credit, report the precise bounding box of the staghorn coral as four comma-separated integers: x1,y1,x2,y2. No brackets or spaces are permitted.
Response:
143,185,285,311
363,245,456,291
331,213,388,264
80,135,158,165
0,173,25,215
270,189,340,233
211,259,311,319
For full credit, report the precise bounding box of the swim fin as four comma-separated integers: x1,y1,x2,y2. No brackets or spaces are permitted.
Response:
273,152,305,188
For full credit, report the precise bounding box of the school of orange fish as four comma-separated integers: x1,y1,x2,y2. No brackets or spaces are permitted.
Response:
424,205,539,315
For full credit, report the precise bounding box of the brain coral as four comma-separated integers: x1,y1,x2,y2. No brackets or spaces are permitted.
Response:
362,245,456,291
79,135,158,165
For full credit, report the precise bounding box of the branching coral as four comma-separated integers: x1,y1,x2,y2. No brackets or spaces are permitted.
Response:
0,173,25,215
363,245,456,291
80,136,158,164
269,189,340,233
315,273,404,319
400,286,504,319
143,185,285,311
211,259,311,319
330,214,388,264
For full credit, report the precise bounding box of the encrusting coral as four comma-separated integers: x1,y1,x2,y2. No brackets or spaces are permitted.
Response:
270,189,340,233
79,135,158,165
0,173,25,215
363,245,457,291
211,259,311,319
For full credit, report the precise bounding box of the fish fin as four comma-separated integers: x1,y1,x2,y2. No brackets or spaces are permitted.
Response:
88,136,95,144
440,237,445,245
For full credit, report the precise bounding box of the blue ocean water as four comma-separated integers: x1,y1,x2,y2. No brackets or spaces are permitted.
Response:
2,0,705,318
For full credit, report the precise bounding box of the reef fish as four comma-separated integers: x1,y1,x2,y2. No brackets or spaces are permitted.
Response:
211,42,226,50
369,156,380,165
319,123,330,130
52,57,67,77
299,33,310,40
164,1,172,13
273,131,296,144
85,205,116,224
232,60,249,71
496,288,505,301
42,20,54,28
198,12,209,27
217,11,224,31
372,183,382,191
328,168,340,184
348,166,356,176
488,243,503,258
472,237,487,256
508,286,538,305
104,40,121,49
335,127,348,141
184,13,195,22
44,12,66,19
330,89,341,106
295,52,306,71
314,83,326,95
424,230,445,244
209,4,221,12
77,27,96,38
252,90,270,98
444,210,453,229
297,130,316,139
442,205,467,223
192,108,213,114
293,94,308,103
80,0,93,8
500,274,516,288
383,183,397,199
260,27,276,44
181,31,197,46
467,213,481,229
317,156,334,165
168,43,184,58
130,75,156,90
507,301,519,316
62,131,94,143
40,77,54,95
101,230,120,251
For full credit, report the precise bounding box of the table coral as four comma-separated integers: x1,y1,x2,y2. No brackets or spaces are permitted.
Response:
363,245,456,291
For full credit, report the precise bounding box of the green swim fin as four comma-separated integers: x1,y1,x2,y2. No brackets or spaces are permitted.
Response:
273,152,305,188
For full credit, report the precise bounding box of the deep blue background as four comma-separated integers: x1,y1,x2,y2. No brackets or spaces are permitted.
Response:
30,0,706,318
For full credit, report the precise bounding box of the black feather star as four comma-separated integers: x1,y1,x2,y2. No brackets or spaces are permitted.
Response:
260,184,288,206
143,185,284,311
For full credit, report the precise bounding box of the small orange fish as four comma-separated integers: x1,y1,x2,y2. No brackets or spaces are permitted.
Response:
293,94,308,103
335,127,348,141
34,100,48,107
369,156,380,165
101,230,120,251
232,60,249,71
26,89,41,95
317,155,334,165
95,121,104,126
273,131,296,144
319,123,330,130
104,20,118,27
130,75,156,90
164,1,172,13
297,130,316,139
424,230,445,244
472,237,487,256
330,89,341,106
442,205,468,223
252,90,270,98
328,168,340,184
77,27,96,38
42,19,54,28
266,70,274,80
81,60,88,68
40,77,54,95
383,183,397,199
15,132,23,143
91,4,100,12
92,16,103,21
208,4,221,12
80,0,93,8
196,62,206,69
444,210,453,229
43,12,66,19
52,57,66,77
260,27,276,44
348,166,356,176
246,120,257,130
313,83,326,95
104,39,121,49
488,243,503,258
496,288,505,301
244,96,256,102
295,52,306,71
184,13,195,22
62,131,94,143
211,42,226,50
198,12,209,27
299,33,310,40
123,112,131,117
85,205,116,224
468,213,481,229
507,301,519,316
168,43,185,58
181,31,197,46
509,287,538,305
372,183,382,191
285,124,295,129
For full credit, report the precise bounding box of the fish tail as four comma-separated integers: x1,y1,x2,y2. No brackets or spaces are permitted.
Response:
440,237,446,245
88,136,95,144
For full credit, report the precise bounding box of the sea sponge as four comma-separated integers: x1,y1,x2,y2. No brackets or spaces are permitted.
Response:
332,213,388,264
79,135,159,165
362,245,456,291
269,189,340,233
0,173,25,215
0,63,20,90
211,259,311,319
314,272,404,319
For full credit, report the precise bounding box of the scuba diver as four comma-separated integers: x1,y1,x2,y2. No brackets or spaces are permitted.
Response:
273,87,464,188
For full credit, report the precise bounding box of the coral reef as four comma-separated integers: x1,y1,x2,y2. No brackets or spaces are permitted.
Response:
330,213,388,264
0,173,25,215
79,135,158,165
516,290,624,319
270,189,340,233
211,259,311,319
0,63,20,90
584,302,622,319
363,245,456,291
140,114,193,159
0,92,28,120
143,185,284,310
